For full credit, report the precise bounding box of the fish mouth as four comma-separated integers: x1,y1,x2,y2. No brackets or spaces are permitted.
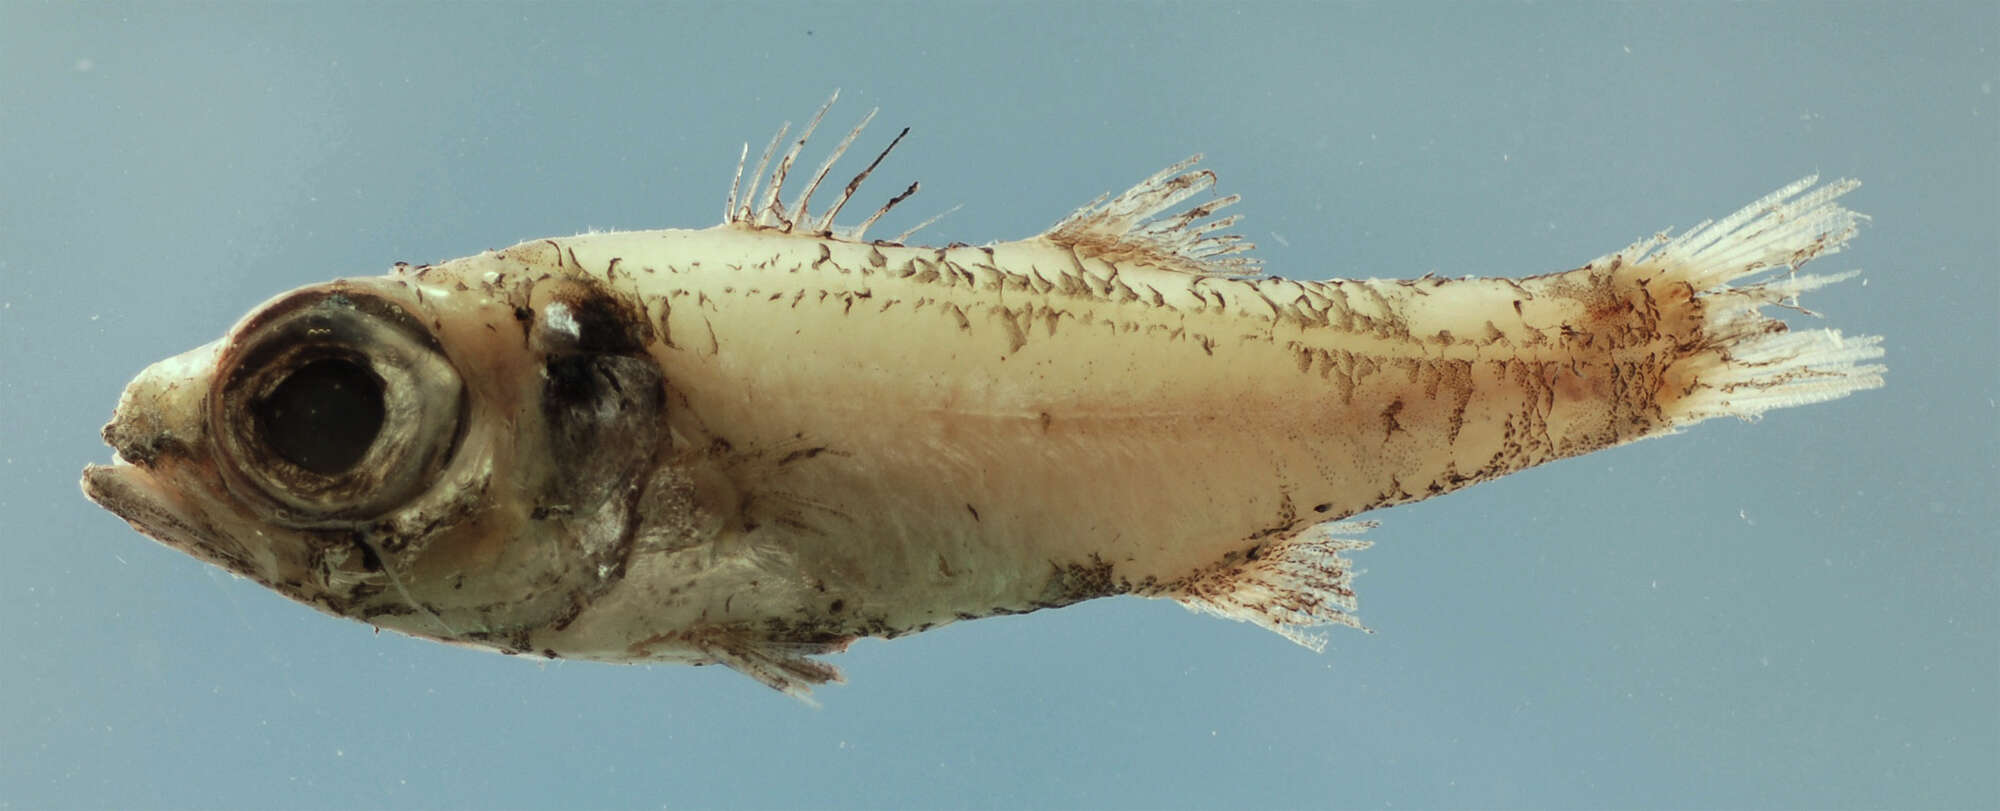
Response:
83,458,176,535
81,458,219,562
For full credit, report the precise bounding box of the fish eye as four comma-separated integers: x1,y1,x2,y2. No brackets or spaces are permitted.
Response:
251,356,386,476
213,287,465,524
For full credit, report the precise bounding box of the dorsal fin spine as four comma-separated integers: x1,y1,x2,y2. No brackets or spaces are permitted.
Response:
718,96,1259,278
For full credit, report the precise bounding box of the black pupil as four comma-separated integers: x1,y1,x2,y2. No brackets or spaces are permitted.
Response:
252,358,386,476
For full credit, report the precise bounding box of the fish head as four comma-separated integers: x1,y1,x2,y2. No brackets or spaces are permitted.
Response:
81,262,703,653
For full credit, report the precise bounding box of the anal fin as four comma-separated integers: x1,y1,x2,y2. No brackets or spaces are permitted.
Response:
1168,521,1375,652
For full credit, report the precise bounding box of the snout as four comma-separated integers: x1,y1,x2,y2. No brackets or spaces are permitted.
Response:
98,340,224,467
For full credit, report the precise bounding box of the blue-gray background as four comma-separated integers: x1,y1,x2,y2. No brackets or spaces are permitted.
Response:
4,4,1994,809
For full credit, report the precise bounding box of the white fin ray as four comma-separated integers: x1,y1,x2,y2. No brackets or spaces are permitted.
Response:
723,92,929,243
791,105,877,228
1582,176,1884,421
890,203,962,245
757,94,836,230
1169,521,1375,652
720,94,1259,272
1612,175,1866,291
728,122,788,226
1042,156,1262,277
814,124,906,234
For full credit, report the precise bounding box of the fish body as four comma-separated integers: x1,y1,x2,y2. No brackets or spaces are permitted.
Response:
83,99,1884,696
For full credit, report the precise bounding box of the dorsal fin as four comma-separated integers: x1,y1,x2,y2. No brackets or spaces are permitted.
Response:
720,95,1259,277
724,91,932,244
1040,155,1262,277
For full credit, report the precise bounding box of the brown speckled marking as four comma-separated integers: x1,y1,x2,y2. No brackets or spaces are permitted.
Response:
82,95,1879,701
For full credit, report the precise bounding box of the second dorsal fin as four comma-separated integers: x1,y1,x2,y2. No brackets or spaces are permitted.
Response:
1039,155,1261,277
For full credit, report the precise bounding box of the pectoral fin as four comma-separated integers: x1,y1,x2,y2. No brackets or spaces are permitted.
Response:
699,631,854,703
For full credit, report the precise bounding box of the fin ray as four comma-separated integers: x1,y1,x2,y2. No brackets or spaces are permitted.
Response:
1169,521,1375,652
722,93,926,243
697,632,851,705
1603,177,1884,421
1041,155,1262,277
719,96,1257,272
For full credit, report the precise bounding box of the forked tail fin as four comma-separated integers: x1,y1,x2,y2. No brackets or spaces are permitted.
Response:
1632,176,1886,422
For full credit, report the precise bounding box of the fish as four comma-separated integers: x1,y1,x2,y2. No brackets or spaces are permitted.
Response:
81,95,1886,699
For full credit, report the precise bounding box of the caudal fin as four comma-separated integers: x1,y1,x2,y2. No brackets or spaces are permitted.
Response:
1162,177,1884,652
1610,176,1886,424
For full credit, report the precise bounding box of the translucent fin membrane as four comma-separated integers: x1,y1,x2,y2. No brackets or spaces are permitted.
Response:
1042,155,1263,277
1170,521,1375,652
1610,176,1886,421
